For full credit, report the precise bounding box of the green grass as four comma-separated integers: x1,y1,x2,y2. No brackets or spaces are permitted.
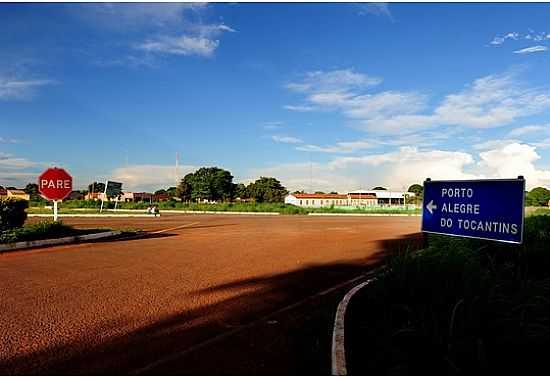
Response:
27,200,420,215
348,215,550,375
0,220,108,244
26,207,146,215
308,206,420,215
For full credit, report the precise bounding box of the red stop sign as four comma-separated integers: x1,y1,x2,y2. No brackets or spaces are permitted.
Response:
38,167,73,201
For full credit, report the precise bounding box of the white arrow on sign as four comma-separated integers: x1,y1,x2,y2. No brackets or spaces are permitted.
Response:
426,200,437,214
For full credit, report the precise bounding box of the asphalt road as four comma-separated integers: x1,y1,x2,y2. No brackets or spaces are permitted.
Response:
0,214,421,374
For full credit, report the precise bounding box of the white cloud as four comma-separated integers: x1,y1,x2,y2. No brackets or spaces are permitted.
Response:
478,143,550,187
72,3,197,31
271,135,303,144
0,152,39,169
296,140,373,153
287,69,550,135
283,105,316,112
490,31,550,46
342,91,426,119
513,45,548,54
73,4,234,60
507,124,550,137
0,77,55,101
357,3,393,20
137,35,219,57
110,164,198,191
193,23,236,36
247,162,359,193
434,73,550,129
0,137,22,144
285,69,382,93
0,153,47,187
490,32,520,45
0,171,40,187
262,121,284,130
250,142,550,193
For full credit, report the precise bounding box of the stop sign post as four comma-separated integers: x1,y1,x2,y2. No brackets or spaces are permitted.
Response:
38,167,73,221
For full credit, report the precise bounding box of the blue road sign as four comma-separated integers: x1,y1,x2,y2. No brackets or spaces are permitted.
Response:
422,178,525,244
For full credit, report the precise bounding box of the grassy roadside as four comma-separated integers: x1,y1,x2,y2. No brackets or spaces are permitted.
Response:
0,221,112,244
346,214,550,375
27,202,421,215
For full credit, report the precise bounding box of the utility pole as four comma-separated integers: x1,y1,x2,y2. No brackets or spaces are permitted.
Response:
309,151,313,193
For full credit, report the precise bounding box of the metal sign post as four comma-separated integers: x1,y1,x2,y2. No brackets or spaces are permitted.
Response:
38,167,73,221
100,180,123,213
421,177,525,244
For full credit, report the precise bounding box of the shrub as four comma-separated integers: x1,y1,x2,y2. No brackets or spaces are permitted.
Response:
349,215,550,374
0,220,79,243
0,198,28,231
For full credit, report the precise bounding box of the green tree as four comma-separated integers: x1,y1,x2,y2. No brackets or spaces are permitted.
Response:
88,182,105,194
527,187,550,206
292,190,305,195
407,184,423,204
154,189,167,195
24,183,40,200
314,191,325,194
176,176,193,202
234,183,249,200
407,184,423,196
179,167,234,202
248,177,288,203
0,198,28,231
372,186,387,190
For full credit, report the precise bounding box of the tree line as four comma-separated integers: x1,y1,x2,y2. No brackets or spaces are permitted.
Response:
176,167,288,203
10,179,550,207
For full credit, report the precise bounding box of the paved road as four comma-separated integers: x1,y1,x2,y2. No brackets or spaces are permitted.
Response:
0,214,421,374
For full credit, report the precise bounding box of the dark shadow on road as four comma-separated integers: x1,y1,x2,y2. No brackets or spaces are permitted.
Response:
0,232,423,375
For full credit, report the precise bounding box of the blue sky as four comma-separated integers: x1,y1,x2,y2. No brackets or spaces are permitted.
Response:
3,2,550,192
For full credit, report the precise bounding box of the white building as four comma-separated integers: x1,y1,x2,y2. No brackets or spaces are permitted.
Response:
285,190,414,208
285,193,377,208
347,190,414,206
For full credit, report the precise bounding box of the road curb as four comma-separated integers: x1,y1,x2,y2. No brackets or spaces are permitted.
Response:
331,279,374,376
0,230,122,253
308,213,420,217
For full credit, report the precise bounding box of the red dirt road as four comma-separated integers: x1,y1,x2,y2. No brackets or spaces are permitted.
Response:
0,214,420,374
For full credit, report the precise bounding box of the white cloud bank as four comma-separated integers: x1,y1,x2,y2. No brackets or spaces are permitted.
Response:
248,143,550,192
110,164,198,191
137,35,220,57
0,77,55,101
73,4,235,60
285,69,550,135
490,31,550,46
271,135,303,144
513,45,548,54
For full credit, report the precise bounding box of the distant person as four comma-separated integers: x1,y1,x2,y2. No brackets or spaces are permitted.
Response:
153,205,159,217
147,205,152,215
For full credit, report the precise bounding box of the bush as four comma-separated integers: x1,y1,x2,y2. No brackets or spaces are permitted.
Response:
348,215,550,374
1,220,83,243
0,198,28,231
